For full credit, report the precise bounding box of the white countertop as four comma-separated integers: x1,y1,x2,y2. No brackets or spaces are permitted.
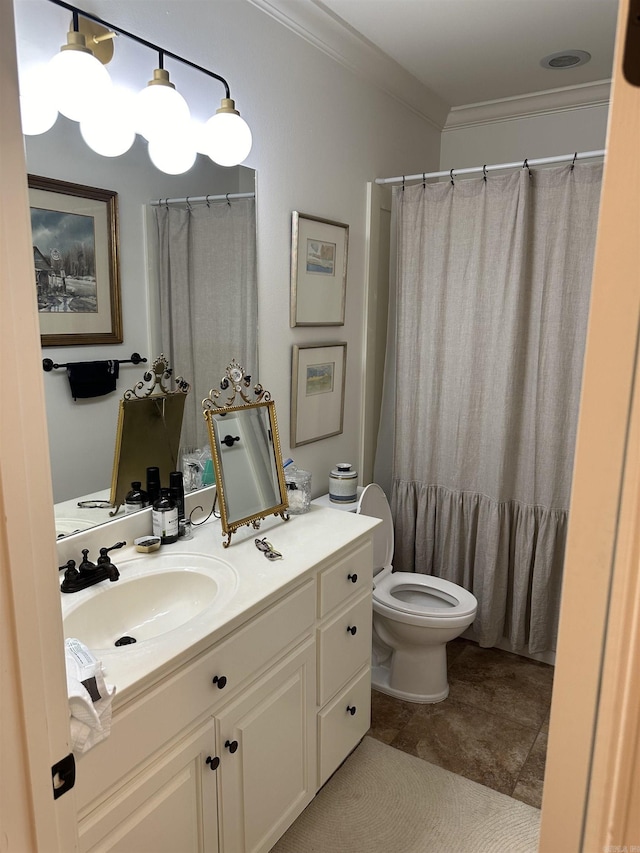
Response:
59,505,379,706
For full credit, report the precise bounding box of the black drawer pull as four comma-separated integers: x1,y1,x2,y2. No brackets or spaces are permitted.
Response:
212,675,227,689
346,705,357,716
347,625,357,636
205,755,220,771
225,739,239,754
347,573,358,583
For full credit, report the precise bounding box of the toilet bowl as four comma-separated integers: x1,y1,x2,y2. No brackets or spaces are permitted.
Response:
357,484,477,703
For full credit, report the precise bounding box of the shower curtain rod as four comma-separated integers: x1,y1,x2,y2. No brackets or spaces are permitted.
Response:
150,191,255,206
375,148,606,186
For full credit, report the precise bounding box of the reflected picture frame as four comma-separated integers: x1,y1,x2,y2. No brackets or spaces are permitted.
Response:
28,174,122,347
291,342,347,446
290,211,349,326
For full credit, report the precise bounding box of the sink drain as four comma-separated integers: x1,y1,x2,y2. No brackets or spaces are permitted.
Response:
115,635,137,647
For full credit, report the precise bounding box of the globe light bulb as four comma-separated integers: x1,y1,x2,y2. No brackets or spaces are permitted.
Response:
19,66,58,135
80,88,136,157
148,131,197,175
136,69,190,143
201,99,252,167
48,32,112,123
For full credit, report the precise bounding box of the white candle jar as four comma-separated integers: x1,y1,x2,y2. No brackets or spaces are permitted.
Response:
329,463,358,504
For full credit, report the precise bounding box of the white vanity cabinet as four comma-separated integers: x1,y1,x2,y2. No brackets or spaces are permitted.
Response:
316,541,373,786
65,516,377,853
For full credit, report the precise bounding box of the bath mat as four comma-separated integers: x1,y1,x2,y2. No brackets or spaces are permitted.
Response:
270,736,540,853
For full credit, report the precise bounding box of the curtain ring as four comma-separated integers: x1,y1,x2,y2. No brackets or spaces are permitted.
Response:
483,164,488,182
226,193,231,206
186,196,192,211
523,158,531,178
205,194,211,208
450,168,455,186
164,198,169,210
402,175,405,192
422,173,426,190
571,152,578,170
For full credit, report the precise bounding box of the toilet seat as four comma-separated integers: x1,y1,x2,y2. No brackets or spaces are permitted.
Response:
372,570,477,620
357,483,476,621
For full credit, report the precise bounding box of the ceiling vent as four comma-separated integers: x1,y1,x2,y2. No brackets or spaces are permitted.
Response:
540,50,591,70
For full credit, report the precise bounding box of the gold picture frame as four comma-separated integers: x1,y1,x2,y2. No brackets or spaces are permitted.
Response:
290,211,349,326
28,174,122,347
291,342,347,446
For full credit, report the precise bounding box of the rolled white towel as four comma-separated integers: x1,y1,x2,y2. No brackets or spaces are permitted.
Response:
64,639,116,755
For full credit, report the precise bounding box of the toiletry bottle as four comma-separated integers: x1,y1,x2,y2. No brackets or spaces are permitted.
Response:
146,466,161,505
124,481,149,514
152,488,179,544
169,471,185,520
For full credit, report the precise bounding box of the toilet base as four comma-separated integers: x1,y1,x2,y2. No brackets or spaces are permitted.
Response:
371,663,449,704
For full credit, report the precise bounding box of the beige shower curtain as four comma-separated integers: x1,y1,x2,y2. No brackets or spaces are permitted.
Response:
155,198,257,450
386,163,602,653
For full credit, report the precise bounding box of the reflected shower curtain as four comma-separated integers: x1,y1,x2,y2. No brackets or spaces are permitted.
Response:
155,198,257,450
384,164,602,653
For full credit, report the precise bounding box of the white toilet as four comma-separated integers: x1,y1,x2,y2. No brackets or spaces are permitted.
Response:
357,483,478,704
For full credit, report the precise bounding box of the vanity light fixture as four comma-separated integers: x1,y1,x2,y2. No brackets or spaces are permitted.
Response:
30,0,253,172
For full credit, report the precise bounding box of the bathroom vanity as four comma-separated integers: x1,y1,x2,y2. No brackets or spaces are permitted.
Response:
58,504,378,853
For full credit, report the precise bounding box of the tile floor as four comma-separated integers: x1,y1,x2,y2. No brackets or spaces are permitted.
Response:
367,639,553,808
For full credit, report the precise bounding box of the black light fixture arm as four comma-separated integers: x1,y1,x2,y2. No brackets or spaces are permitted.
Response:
46,0,232,99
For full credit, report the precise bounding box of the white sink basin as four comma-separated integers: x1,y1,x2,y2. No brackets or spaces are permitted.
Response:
56,517,99,538
62,553,238,652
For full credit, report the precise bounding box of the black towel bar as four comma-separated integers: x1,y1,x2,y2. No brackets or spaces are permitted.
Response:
43,353,147,372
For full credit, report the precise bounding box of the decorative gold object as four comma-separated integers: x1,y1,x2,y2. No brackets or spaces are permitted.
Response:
109,355,190,512
124,353,190,400
203,360,289,547
202,358,269,410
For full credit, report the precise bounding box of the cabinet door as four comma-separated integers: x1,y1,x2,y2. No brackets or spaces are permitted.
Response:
217,640,316,853
79,720,219,853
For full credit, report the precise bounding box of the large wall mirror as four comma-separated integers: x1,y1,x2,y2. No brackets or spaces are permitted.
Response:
15,2,258,539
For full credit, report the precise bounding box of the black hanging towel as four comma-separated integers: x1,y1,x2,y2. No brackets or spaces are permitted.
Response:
67,360,120,401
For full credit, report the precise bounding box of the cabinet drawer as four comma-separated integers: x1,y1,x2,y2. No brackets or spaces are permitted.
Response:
317,592,372,706
318,665,371,787
75,580,315,812
317,541,373,618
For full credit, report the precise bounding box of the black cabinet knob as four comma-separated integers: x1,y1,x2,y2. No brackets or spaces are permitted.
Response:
205,755,220,771
346,705,357,716
347,573,358,583
347,625,357,635
212,675,227,689
225,739,239,754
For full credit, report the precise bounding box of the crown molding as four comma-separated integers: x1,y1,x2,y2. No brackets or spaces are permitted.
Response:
444,80,611,131
246,0,450,130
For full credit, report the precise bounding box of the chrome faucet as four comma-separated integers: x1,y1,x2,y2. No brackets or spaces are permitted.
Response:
59,541,126,593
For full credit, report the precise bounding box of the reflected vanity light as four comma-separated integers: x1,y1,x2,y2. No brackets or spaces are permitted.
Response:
25,0,253,172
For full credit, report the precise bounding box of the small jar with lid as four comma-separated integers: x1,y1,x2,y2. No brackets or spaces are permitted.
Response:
329,463,358,504
284,464,312,514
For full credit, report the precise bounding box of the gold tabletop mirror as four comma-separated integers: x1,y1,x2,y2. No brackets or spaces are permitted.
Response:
110,355,190,513
203,359,289,547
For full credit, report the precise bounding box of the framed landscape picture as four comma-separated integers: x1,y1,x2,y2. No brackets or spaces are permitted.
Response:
290,211,348,326
28,174,122,347
291,342,347,446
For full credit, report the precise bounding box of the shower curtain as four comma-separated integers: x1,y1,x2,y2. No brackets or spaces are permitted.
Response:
378,163,602,653
155,198,257,450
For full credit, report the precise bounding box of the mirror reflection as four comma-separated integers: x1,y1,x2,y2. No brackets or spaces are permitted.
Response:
203,360,289,547
110,355,190,513
22,115,257,537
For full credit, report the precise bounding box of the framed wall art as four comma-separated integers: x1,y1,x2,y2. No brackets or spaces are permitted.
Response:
290,211,348,326
291,342,347,446
28,174,123,347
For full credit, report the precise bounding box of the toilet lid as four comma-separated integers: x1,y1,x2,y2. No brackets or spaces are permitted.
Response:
373,571,478,619
357,483,394,570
